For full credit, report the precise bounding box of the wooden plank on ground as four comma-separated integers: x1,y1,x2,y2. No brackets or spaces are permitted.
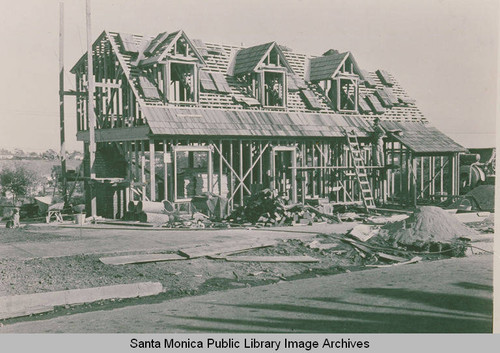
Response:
376,252,408,263
100,253,186,265
224,255,320,263
178,240,278,259
366,256,422,268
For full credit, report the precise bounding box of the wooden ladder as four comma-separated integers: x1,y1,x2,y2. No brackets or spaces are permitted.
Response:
344,129,376,211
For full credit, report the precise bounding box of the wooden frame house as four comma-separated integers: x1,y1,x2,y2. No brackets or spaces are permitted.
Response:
70,30,466,218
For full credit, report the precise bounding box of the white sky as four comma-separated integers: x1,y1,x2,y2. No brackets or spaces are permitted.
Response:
0,0,498,152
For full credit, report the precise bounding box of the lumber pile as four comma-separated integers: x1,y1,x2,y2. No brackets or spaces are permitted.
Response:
227,189,338,226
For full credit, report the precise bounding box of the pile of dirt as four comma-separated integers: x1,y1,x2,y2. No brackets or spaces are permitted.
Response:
381,206,477,247
228,189,338,226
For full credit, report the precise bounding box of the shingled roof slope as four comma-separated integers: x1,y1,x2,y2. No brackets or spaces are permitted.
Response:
381,121,466,154
309,51,348,81
232,42,274,75
71,31,428,124
141,106,374,138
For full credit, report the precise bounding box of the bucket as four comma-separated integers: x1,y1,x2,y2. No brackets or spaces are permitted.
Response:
75,213,85,225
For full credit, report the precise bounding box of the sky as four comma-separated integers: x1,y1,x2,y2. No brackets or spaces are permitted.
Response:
0,0,498,152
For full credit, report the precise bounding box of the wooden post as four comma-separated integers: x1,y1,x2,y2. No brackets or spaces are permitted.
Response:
301,142,306,204
219,140,223,196
412,156,417,208
59,2,68,208
163,140,168,201
86,0,97,216
149,139,156,201
229,141,234,209
125,141,131,205
141,141,146,201
420,156,424,198
239,139,244,205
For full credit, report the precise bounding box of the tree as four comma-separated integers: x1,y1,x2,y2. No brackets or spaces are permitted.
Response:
0,165,41,202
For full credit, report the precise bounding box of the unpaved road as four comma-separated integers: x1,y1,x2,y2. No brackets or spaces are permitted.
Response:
1,254,493,333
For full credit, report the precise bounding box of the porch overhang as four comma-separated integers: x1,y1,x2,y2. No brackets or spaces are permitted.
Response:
140,106,374,139
380,121,467,155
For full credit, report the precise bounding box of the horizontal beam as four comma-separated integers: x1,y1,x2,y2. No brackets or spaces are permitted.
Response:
63,90,87,96
76,126,150,142
94,82,121,89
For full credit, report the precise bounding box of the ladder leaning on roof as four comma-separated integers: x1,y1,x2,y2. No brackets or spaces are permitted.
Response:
343,128,376,211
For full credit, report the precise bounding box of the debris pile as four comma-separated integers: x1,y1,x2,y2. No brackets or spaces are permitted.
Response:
227,189,339,226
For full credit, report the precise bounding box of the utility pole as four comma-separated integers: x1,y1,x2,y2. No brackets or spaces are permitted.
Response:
87,0,97,216
59,2,68,208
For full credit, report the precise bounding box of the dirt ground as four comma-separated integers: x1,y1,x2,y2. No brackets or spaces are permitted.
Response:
0,211,494,324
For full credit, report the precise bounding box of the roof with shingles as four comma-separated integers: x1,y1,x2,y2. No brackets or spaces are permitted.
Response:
232,42,274,75
380,121,466,154
69,30,465,151
141,106,374,138
309,51,349,82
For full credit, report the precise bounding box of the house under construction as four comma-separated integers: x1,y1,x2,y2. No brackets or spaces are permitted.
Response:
69,30,465,218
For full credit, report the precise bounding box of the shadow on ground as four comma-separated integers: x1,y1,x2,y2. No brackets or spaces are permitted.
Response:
168,282,493,333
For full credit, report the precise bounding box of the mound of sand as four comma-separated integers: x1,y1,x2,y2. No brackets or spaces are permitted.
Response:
384,206,477,246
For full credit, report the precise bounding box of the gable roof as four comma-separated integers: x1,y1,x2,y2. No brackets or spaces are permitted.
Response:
232,42,294,76
70,30,427,123
139,30,207,66
308,51,362,82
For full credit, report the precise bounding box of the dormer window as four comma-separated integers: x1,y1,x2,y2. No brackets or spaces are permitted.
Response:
329,75,358,112
232,42,294,109
138,30,206,104
263,71,285,107
167,61,196,103
309,50,361,113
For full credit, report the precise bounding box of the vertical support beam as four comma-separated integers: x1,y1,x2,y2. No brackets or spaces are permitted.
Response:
59,2,68,208
163,140,168,201
125,141,131,206
312,142,316,198
229,141,234,209
219,140,223,196
430,156,435,198
412,155,417,208
420,156,424,198
301,142,306,204
149,139,156,201
141,141,146,201
440,156,444,200
239,139,244,205
134,140,139,201
258,141,263,184
86,0,97,216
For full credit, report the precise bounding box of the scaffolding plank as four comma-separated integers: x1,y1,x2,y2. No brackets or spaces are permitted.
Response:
118,33,138,53
211,72,232,93
301,89,322,110
200,70,217,91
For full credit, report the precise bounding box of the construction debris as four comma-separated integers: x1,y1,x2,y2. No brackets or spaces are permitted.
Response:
228,189,338,226
178,240,278,259
348,224,379,242
99,253,186,265
223,255,320,263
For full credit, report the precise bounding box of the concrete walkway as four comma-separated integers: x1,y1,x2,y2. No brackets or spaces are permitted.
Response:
0,223,355,259
1,255,493,333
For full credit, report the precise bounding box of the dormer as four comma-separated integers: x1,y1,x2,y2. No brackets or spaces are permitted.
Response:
308,50,362,113
139,30,206,104
231,42,295,108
